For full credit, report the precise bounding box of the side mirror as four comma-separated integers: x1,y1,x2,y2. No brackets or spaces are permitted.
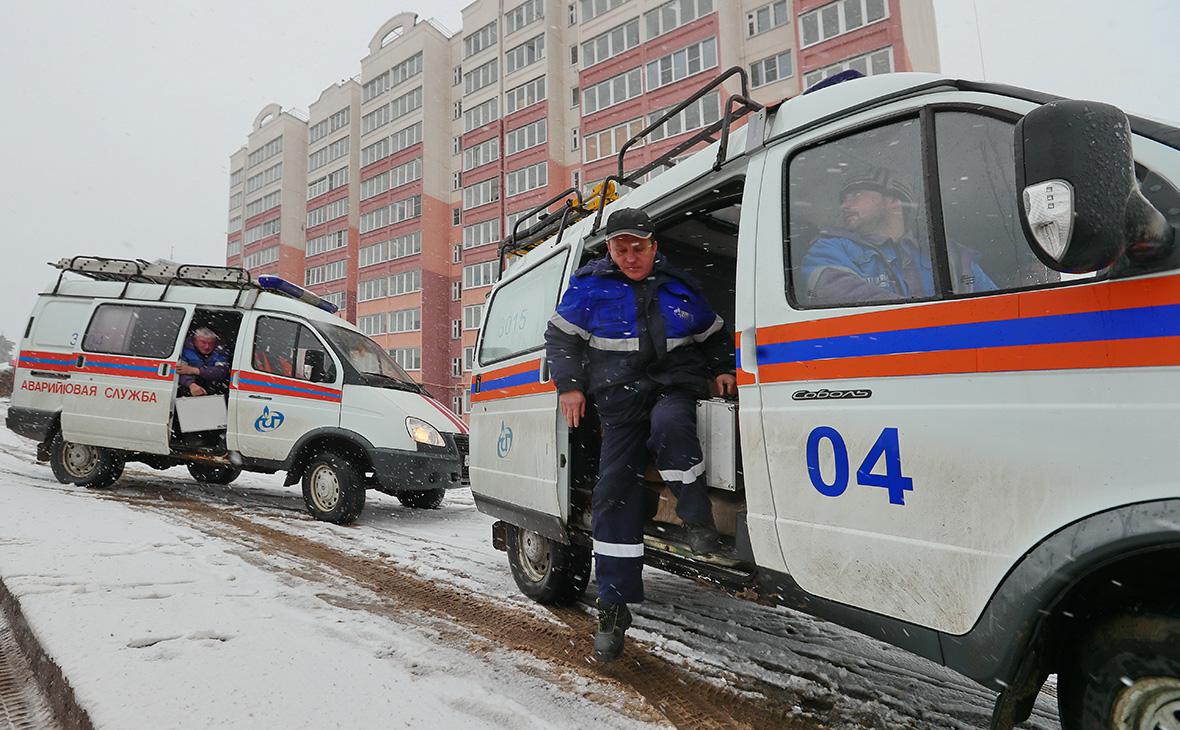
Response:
301,349,332,383
1015,99,1173,273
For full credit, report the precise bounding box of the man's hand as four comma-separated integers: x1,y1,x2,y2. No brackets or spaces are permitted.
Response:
176,362,199,376
559,390,586,428
188,382,208,397
714,373,737,398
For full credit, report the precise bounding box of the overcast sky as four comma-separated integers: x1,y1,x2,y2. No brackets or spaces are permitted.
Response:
1,0,1177,344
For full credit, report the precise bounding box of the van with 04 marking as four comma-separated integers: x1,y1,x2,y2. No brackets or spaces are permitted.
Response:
468,67,1180,729
7,258,469,523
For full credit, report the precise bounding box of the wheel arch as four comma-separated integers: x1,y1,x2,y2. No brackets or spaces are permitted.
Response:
282,427,376,486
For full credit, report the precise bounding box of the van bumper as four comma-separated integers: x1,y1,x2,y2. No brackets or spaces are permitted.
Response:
5,407,56,442
368,434,468,492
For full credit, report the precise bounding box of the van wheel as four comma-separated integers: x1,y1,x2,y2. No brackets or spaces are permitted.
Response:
48,432,124,488
505,525,590,605
301,452,366,525
187,463,241,485
396,488,445,509
1057,613,1180,730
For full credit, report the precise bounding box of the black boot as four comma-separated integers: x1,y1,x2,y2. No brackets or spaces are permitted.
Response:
684,522,721,554
594,599,632,662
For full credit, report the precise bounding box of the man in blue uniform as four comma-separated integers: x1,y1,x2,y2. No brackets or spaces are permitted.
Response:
176,327,231,396
801,167,995,305
544,207,736,662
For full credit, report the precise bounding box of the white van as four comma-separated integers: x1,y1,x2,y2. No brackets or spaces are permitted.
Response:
8,257,468,523
469,69,1180,729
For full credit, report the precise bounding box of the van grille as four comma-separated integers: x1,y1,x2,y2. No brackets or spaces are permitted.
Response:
452,433,470,484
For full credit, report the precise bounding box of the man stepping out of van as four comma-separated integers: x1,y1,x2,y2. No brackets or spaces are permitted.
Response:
544,207,736,662
176,327,230,396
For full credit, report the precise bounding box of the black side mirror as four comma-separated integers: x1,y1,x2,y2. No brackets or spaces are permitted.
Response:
1015,100,1173,273
303,349,331,383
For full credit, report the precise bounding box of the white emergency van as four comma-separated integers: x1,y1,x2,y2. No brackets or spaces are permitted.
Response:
8,257,469,524
469,68,1180,729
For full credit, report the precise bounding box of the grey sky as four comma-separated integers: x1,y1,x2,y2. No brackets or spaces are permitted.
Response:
1,0,1177,345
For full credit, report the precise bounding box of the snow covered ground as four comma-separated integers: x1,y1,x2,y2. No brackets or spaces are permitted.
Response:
0,401,1060,729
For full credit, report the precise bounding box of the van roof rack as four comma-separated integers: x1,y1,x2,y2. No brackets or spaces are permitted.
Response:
48,255,338,313
495,66,763,272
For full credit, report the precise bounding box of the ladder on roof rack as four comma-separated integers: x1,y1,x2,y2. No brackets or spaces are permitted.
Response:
50,255,256,306
495,67,763,271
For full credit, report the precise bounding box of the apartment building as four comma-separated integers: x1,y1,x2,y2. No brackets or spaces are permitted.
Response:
225,1,939,415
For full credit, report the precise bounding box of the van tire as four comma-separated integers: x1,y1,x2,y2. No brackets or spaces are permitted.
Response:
396,488,445,509
505,524,591,605
187,462,242,485
301,451,366,525
1057,613,1180,730
48,432,124,489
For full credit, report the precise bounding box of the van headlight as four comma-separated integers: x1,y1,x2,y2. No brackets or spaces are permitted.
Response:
406,417,445,447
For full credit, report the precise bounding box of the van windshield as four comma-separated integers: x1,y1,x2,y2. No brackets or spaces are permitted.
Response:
317,323,420,391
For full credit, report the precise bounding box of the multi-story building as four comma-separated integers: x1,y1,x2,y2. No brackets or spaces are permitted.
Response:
225,0,939,415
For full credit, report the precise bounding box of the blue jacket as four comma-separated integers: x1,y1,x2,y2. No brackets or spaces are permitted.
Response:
800,229,996,306
544,254,734,396
178,336,231,392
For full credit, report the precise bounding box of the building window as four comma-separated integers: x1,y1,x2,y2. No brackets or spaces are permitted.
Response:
463,346,476,371
305,259,347,286
646,0,713,39
243,245,279,269
229,191,243,210
359,231,422,267
358,313,386,336
801,0,886,47
360,158,422,200
804,46,893,88
571,87,580,108
463,58,499,95
453,136,461,155
306,229,349,256
309,106,351,143
359,194,422,233
747,0,789,37
308,165,350,199
463,21,497,58
583,117,644,163
308,137,350,172
307,197,348,228
245,190,282,219
462,178,501,210
505,162,548,197
230,168,244,187
581,18,639,68
247,136,282,169
452,358,462,377
571,127,580,151
244,218,281,244
462,137,500,172
582,68,642,115
646,37,717,91
389,347,421,371
569,45,578,65
504,76,546,115
453,395,463,415
505,207,544,236
360,122,423,167
463,303,484,330
228,216,242,234
453,244,462,264
453,171,462,191
357,269,421,302
363,52,422,103
361,86,423,136
463,218,501,249
388,308,422,334
504,118,547,156
648,91,720,142
452,207,462,225
568,2,578,25
504,34,545,75
463,97,499,133
452,65,462,87
506,0,544,34
751,51,793,88
452,281,462,301
453,101,463,121
452,319,461,339
321,291,346,311
462,260,498,289
579,0,628,22
245,162,282,194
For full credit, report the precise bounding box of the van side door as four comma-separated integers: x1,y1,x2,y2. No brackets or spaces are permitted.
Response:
469,250,571,529
62,300,192,454
229,313,343,462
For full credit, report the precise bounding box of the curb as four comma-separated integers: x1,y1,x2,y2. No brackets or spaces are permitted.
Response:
0,578,94,730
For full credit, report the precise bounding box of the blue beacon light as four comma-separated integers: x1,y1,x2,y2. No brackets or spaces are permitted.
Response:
257,275,340,314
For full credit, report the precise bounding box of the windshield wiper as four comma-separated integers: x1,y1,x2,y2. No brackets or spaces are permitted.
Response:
361,371,422,392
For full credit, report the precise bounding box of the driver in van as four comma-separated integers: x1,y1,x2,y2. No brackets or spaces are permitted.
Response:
801,167,996,305
176,327,231,397
544,207,736,662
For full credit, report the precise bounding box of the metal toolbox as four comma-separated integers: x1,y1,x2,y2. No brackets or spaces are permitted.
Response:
696,398,740,491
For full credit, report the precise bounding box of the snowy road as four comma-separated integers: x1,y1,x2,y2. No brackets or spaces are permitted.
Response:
0,403,1060,729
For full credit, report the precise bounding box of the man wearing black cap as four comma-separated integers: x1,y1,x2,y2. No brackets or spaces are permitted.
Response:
544,207,735,662
801,166,995,305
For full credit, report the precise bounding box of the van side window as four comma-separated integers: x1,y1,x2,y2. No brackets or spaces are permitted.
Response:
82,304,186,358
479,252,569,366
252,317,336,383
933,111,1083,292
786,118,935,308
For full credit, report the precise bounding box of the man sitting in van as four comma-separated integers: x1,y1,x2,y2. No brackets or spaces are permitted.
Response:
176,327,231,397
801,167,995,305
545,207,736,663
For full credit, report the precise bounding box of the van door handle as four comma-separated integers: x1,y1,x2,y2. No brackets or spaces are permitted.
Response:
738,327,758,378
75,355,85,369
538,357,550,383
247,394,272,401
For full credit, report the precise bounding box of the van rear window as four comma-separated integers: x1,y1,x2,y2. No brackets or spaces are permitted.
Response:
82,304,186,358
478,252,568,366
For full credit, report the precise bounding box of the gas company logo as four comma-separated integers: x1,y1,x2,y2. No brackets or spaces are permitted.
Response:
792,388,873,401
496,421,513,458
254,406,285,432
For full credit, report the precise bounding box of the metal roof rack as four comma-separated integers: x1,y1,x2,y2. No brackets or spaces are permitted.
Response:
50,256,262,308
494,67,764,273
